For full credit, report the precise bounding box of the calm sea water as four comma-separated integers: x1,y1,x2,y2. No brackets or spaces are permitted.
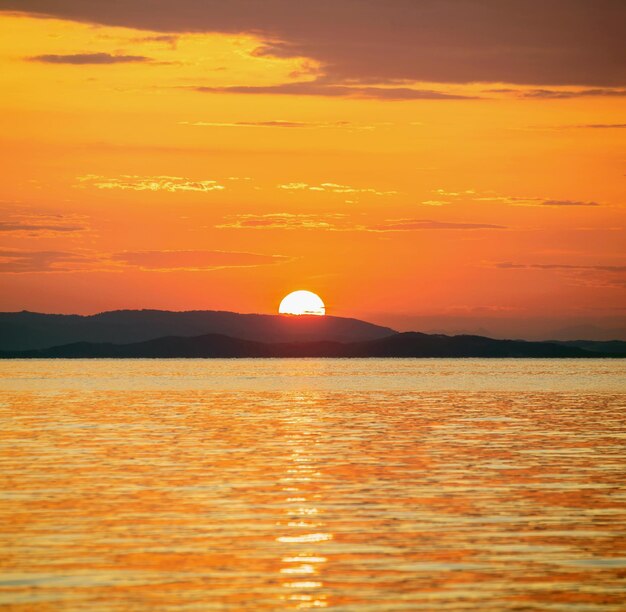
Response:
1,359,625,610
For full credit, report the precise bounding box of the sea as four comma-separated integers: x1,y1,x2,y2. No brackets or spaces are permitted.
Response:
1,358,625,610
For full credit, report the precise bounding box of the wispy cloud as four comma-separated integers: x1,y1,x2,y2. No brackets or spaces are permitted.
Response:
542,199,600,207
0,210,89,236
131,34,179,48
494,261,626,290
497,262,626,272
277,182,397,196
435,188,603,208
217,213,506,232
194,80,475,101
519,88,626,99
569,123,626,129
0,248,291,273
77,175,225,193
217,213,345,231
523,123,626,131
479,196,601,207
0,221,85,234
432,189,477,197
0,250,95,273
29,53,152,64
371,219,506,231
110,250,292,271
180,120,363,129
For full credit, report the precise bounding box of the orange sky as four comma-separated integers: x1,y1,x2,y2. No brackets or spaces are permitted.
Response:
0,3,625,339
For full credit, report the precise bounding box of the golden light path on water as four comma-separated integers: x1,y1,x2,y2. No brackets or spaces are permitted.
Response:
277,397,330,609
0,358,625,610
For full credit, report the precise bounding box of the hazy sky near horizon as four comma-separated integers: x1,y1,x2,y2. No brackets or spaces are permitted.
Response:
0,1,625,337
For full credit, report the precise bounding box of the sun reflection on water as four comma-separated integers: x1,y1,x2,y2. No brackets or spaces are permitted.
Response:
277,396,331,609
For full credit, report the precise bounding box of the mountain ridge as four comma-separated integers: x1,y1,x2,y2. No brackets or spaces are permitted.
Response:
0,309,396,351
2,309,624,356
1,331,620,359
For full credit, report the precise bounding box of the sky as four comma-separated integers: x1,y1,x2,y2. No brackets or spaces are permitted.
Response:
0,0,625,340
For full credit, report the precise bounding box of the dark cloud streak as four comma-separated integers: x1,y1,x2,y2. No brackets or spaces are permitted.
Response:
0,222,85,232
542,200,600,207
520,88,626,99
29,52,151,64
0,250,92,273
372,219,506,231
575,123,626,129
497,262,626,272
194,81,473,100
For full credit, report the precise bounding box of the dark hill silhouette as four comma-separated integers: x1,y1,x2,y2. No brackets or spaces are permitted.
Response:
0,309,396,352
343,332,598,358
0,331,613,359
550,339,626,356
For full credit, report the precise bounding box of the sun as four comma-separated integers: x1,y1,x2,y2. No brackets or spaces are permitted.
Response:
279,290,326,316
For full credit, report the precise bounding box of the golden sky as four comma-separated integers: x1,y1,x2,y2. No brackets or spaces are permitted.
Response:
0,2,625,338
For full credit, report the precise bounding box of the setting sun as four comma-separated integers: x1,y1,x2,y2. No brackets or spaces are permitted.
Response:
279,290,325,316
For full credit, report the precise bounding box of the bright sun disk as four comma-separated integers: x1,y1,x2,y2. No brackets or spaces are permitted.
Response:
279,290,325,316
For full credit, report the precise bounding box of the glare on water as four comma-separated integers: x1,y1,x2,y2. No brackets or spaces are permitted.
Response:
0,359,625,610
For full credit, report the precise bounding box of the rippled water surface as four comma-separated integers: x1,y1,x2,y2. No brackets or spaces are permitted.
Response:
1,359,625,610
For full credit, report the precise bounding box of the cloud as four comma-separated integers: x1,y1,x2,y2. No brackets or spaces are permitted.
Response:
217,213,506,232
0,210,89,236
5,1,626,87
110,250,291,271
432,189,477,197
0,248,291,273
542,200,600,207
0,250,95,273
180,120,363,129
497,262,626,272
438,189,603,208
571,124,626,129
77,175,225,192
524,122,626,131
519,88,626,99
495,261,626,290
371,219,506,231
29,52,151,64
132,34,178,48
277,182,397,196
194,81,474,101
0,221,85,233
217,213,344,231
